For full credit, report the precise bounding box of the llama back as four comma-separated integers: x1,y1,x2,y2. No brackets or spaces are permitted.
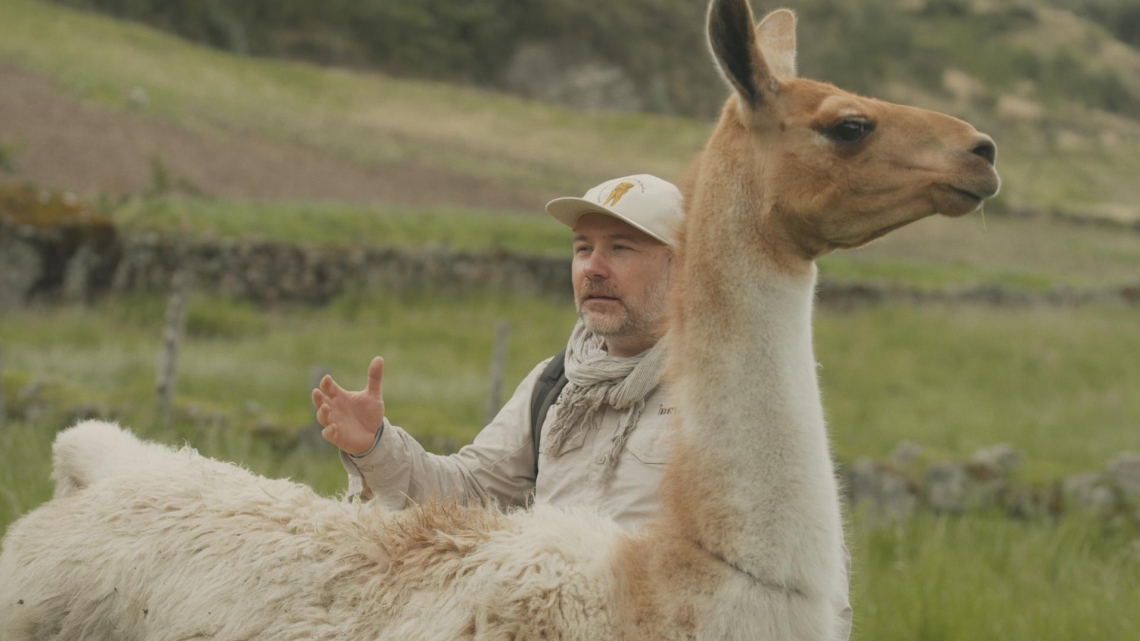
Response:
1,422,339,640
2,423,625,640
50,420,175,498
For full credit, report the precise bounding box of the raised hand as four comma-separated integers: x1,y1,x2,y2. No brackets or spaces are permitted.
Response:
312,356,386,455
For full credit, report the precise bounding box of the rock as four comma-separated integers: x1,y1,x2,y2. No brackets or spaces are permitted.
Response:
1063,472,1120,515
61,243,100,304
890,440,922,466
0,232,42,311
503,42,644,113
1003,485,1049,519
970,443,1021,477
850,458,916,522
926,462,969,513
1108,452,1140,501
968,476,1009,511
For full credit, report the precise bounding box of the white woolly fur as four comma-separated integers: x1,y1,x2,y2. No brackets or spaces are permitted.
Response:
0,421,624,641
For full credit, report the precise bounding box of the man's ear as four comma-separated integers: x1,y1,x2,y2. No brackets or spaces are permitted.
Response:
707,0,778,107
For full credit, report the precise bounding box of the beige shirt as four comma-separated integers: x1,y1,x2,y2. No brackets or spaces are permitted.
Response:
341,358,674,529
340,357,852,639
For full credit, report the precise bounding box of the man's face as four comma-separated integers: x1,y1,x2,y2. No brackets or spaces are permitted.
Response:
572,213,673,342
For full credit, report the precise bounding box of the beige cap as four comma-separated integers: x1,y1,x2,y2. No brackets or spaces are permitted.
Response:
546,174,684,246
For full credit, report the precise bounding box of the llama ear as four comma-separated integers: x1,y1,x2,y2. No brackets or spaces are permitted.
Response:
756,9,797,80
707,0,775,107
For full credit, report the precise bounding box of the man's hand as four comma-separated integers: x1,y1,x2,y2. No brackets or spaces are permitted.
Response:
312,356,386,456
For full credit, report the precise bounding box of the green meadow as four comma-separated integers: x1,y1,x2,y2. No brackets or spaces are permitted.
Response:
2,289,1137,478
3,290,1140,641
850,512,1140,640
9,197,1139,640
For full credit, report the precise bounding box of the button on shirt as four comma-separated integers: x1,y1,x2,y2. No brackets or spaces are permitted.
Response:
536,382,672,528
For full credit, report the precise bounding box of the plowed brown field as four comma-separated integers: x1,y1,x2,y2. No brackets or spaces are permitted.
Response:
0,63,554,211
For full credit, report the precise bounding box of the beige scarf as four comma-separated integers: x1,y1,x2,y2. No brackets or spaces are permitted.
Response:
543,320,667,475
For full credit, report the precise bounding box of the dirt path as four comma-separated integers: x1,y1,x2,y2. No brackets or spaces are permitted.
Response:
0,64,555,211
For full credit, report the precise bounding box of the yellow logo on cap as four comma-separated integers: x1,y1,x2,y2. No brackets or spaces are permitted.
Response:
602,182,635,207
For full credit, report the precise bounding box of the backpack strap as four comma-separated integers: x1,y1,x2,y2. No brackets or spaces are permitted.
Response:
529,348,569,479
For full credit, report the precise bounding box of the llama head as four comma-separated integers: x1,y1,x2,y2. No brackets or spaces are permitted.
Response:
701,0,1001,260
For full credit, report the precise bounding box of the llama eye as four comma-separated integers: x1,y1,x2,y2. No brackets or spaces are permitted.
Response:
825,119,874,143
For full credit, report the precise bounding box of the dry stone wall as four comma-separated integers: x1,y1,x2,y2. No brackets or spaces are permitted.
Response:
846,442,1140,525
109,234,574,303
1,225,572,307
2,223,1139,309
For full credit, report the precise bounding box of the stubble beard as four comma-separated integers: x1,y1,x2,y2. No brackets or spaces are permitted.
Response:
576,273,670,340
579,304,634,337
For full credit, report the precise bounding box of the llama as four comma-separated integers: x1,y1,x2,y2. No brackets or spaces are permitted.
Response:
0,2,999,639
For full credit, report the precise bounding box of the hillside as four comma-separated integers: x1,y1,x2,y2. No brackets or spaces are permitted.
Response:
0,0,1138,228
0,63,558,209
41,0,1140,121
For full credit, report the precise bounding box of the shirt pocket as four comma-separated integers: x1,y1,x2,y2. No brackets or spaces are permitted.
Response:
540,423,586,458
624,418,673,465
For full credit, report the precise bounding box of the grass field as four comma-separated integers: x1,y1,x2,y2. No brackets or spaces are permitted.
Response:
3,288,1140,640
2,289,1137,478
850,511,1140,640
111,197,574,256
2,418,1138,641
5,196,1137,639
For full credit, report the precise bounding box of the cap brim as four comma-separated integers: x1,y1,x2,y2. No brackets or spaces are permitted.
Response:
545,197,670,245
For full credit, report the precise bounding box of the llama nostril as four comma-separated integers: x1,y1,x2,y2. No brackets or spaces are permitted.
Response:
970,139,996,165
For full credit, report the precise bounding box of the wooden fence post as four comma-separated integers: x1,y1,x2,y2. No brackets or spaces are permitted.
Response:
155,269,192,428
484,318,510,426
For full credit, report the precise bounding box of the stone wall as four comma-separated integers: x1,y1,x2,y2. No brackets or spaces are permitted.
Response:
5,372,1138,525
109,233,575,304
1,225,572,308
846,442,1140,524
0,222,121,309
816,280,1140,308
2,223,1139,309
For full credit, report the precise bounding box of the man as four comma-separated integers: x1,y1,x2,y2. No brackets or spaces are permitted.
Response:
312,174,682,528
314,174,853,637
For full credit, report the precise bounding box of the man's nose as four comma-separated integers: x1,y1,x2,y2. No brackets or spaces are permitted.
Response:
582,252,611,280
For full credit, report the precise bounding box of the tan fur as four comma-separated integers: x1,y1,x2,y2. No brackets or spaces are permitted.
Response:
373,502,515,588
614,524,724,640
615,2,999,639
0,3,999,640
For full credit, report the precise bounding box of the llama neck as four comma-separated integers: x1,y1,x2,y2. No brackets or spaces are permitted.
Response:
661,200,843,600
